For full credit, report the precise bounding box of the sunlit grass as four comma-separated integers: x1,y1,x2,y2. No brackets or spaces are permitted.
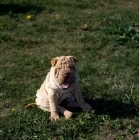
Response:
1,0,139,139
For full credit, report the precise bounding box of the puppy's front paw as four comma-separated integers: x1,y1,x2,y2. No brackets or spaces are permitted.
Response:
82,103,92,112
49,113,59,121
64,110,73,119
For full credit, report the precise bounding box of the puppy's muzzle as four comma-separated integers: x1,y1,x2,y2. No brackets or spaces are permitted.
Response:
59,68,74,89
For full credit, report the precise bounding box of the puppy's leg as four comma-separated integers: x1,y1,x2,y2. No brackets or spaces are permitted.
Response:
48,93,60,121
74,85,92,112
58,106,73,119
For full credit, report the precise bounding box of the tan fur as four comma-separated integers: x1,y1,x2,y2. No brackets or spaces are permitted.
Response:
25,56,92,121
25,103,37,109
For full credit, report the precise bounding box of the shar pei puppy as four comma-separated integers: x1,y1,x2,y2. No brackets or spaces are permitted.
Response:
25,56,92,121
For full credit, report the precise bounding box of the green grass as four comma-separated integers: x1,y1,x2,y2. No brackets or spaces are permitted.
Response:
1,0,139,139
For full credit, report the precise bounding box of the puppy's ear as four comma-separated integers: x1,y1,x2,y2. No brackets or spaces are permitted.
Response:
68,56,77,63
51,58,57,66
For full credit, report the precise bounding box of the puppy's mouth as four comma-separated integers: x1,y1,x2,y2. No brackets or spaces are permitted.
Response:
61,81,69,89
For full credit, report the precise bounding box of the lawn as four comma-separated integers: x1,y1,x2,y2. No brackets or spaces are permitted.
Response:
0,0,139,139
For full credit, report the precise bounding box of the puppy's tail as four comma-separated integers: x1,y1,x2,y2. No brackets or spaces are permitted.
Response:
25,103,37,109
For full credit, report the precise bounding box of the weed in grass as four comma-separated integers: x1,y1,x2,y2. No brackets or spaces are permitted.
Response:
100,18,139,48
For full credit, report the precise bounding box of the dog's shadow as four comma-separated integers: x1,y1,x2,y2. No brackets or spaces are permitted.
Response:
66,98,139,119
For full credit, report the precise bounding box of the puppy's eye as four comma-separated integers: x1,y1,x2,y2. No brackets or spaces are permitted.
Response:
69,65,75,70
56,66,61,69
69,65,72,68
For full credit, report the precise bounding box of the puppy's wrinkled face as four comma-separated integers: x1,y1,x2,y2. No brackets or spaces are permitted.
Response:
51,56,77,89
